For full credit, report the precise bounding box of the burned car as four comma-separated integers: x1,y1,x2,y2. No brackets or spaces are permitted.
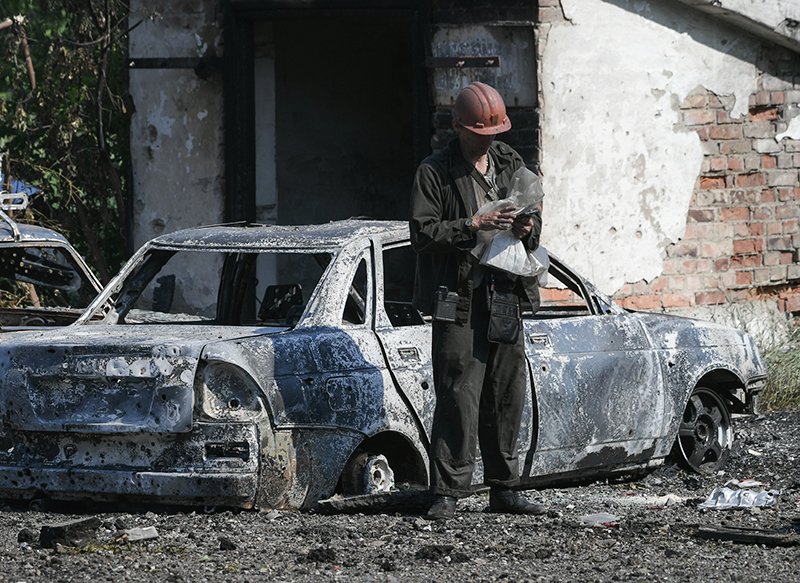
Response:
0,194,102,330
0,220,766,509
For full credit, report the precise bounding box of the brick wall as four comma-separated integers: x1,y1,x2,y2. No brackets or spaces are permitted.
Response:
613,45,800,316
535,2,799,316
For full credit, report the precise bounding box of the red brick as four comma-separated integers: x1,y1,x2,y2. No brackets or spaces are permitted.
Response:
735,173,767,187
761,188,776,203
620,295,662,311
776,205,799,219
700,176,725,190
708,95,724,108
682,93,708,109
735,271,753,286
709,125,743,140
727,157,744,172
688,208,715,222
730,254,761,269
733,238,764,254
777,187,795,202
748,223,765,236
749,106,779,121
767,236,794,251
762,155,777,169
684,110,716,125
720,207,750,221
695,291,726,305
733,224,751,237
719,140,753,154
771,91,786,105
716,110,733,124
695,127,710,142
714,258,730,271
662,294,693,308
752,207,774,220
785,294,800,313
767,221,783,235
668,275,687,291
701,241,730,258
754,91,770,106
709,156,727,172
650,278,667,293
783,218,798,233
780,252,793,265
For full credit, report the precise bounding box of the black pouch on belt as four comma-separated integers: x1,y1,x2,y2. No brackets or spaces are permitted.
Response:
487,290,521,344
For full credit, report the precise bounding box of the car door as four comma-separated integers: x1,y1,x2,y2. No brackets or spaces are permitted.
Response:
520,258,665,481
372,241,436,442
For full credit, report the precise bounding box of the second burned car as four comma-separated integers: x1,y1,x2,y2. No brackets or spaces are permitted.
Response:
0,220,766,509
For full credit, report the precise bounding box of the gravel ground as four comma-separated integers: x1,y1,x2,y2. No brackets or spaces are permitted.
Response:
1,412,798,582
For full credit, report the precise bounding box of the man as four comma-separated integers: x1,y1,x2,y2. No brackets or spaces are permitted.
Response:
410,81,545,520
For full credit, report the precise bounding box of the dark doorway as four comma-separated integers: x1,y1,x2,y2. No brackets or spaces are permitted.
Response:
271,15,417,225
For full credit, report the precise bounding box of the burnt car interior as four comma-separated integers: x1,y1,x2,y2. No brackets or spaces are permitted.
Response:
0,245,97,327
111,248,335,326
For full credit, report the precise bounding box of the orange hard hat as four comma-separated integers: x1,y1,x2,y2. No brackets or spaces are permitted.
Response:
453,81,512,135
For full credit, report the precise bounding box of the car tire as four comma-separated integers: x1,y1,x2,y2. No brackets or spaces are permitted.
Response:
672,386,733,474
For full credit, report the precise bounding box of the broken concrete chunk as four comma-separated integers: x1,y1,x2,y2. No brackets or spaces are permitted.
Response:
39,517,101,548
17,528,37,543
219,536,237,551
116,526,159,543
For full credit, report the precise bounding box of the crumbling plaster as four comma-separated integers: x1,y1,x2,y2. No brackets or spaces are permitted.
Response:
540,0,761,295
128,1,224,304
129,1,224,252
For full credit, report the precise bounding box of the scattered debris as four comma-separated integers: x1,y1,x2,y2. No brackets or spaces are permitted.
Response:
415,544,470,563
218,536,237,551
115,526,159,543
698,487,779,510
316,487,433,514
578,513,620,527
696,525,800,547
17,528,37,543
298,546,337,564
612,494,689,508
39,517,101,548
724,478,765,488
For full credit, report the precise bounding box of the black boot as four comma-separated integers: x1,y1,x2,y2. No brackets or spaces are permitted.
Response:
425,495,457,520
489,489,546,515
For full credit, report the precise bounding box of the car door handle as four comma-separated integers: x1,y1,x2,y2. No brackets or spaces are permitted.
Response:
528,333,551,348
398,347,420,361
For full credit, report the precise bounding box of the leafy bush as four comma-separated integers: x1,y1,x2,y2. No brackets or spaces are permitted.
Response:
0,1,130,282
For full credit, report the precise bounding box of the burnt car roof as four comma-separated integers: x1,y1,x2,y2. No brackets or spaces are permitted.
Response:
0,221,74,246
148,219,410,251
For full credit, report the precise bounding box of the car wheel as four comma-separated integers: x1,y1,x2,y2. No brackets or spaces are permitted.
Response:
674,386,733,473
341,451,396,495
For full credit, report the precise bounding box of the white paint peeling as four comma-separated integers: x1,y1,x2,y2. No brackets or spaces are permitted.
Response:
541,0,759,295
776,116,800,141
197,110,208,120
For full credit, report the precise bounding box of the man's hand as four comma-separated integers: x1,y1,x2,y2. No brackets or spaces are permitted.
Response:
471,207,517,231
511,214,533,240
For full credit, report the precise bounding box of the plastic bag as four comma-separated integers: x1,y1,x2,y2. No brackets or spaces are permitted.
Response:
471,167,546,276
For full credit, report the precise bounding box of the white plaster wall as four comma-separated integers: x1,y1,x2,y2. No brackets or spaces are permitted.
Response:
129,0,225,308
711,0,800,30
540,0,760,295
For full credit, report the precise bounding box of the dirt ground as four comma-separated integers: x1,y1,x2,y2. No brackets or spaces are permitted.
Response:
1,412,798,583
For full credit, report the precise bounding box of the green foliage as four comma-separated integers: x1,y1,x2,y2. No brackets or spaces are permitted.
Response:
0,0,130,282
759,319,800,411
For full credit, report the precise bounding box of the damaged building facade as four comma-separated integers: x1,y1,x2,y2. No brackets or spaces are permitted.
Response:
128,0,800,332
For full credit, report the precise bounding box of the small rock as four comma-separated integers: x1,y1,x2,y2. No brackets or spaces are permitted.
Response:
17,528,37,543
219,536,237,551
114,517,131,530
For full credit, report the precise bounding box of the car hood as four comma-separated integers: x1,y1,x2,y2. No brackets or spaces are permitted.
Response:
0,324,284,434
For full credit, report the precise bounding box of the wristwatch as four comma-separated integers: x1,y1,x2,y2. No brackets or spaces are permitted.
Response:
465,217,478,232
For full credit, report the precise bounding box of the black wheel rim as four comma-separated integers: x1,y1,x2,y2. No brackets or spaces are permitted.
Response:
677,387,732,473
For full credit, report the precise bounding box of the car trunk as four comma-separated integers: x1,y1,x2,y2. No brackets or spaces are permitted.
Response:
0,324,281,434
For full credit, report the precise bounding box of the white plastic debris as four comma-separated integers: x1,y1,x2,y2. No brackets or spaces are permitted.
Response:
578,512,620,527
115,526,159,542
724,479,765,489
699,487,779,510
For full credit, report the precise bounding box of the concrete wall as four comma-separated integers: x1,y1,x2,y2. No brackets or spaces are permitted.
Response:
537,0,800,327
128,0,225,310
128,0,224,250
